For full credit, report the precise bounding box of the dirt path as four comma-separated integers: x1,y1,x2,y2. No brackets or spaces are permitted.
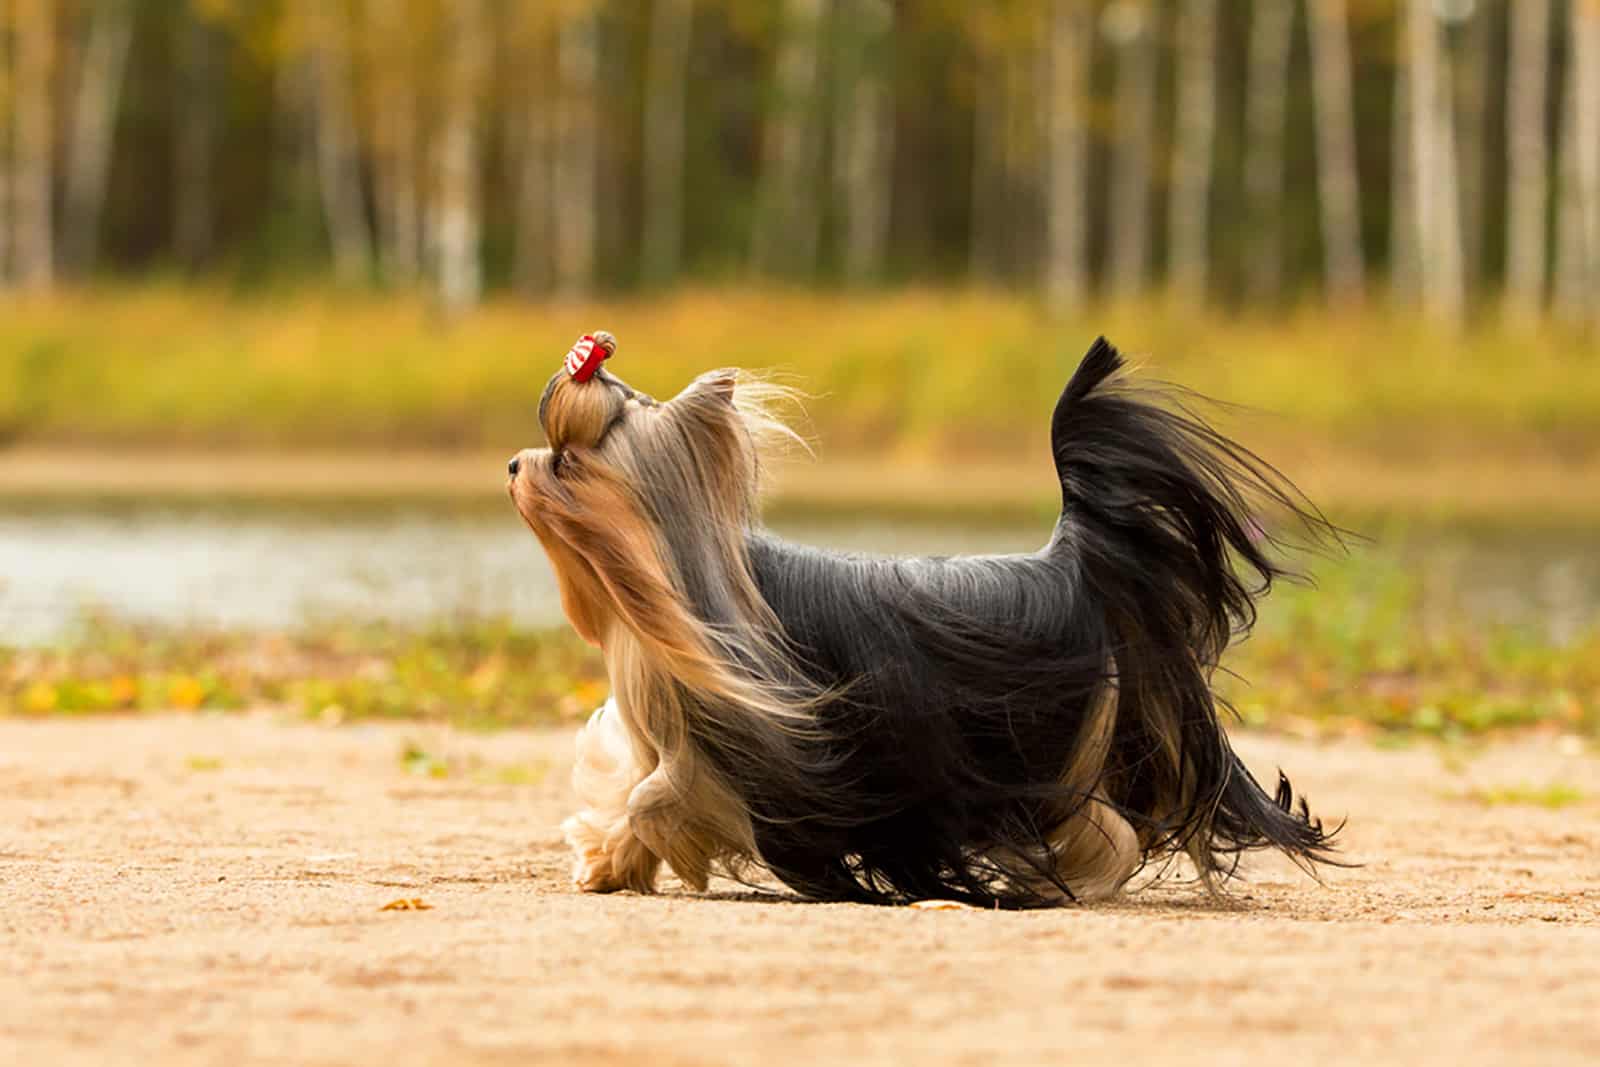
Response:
2,715,1597,1066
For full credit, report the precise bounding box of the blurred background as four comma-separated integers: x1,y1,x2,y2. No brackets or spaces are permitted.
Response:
0,0,1596,741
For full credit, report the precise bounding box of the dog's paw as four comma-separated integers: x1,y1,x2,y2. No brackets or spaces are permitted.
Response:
571,849,625,893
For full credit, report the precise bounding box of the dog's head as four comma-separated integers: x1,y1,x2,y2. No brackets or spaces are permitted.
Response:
508,334,797,653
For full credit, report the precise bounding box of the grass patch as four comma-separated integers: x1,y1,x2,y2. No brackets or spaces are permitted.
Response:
1,287,1597,456
1459,784,1587,809
1,539,1596,741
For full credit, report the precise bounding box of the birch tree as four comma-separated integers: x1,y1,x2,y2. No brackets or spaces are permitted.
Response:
832,0,894,285
969,21,1004,282
61,0,135,275
1555,0,1600,321
1406,0,1464,325
174,7,217,270
370,0,422,286
0,0,14,285
1389,19,1417,304
310,5,371,285
1243,0,1295,304
1307,0,1365,303
1504,0,1553,316
12,0,54,288
640,0,694,286
434,0,486,311
752,0,824,278
512,25,555,296
1045,0,1092,310
553,7,599,296
1107,1,1157,299
1168,0,1218,300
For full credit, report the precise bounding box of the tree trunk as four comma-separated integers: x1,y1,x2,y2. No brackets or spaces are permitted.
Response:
1168,0,1217,301
553,9,599,297
1389,21,1417,304
13,0,55,289
173,7,217,270
1504,0,1552,317
1554,0,1600,322
513,45,555,296
0,0,14,286
1044,0,1092,310
1453,2,1492,296
1407,0,1464,325
61,0,134,275
968,28,1004,282
832,0,894,285
751,0,824,278
434,0,486,312
1243,0,1295,304
1307,0,1366,303
371,0,421,286
640,0,694,286
1109,4,1157,300
311,5,371,286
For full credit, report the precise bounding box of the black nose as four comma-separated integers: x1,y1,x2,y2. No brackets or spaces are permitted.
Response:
507,455,521,477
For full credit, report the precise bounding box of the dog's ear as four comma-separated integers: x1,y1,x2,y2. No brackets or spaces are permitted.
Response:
677,370,737,406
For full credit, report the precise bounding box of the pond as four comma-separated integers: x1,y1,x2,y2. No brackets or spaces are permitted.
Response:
0,500,1594,645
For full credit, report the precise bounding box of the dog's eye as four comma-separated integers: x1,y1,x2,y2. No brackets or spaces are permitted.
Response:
551,451,566,475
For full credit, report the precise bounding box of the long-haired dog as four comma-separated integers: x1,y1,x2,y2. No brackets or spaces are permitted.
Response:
508,332,1339,907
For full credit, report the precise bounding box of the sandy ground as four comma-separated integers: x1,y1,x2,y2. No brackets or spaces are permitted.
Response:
2,715,1597,1067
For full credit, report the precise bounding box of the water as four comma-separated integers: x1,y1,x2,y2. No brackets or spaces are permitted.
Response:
0,501,1594,644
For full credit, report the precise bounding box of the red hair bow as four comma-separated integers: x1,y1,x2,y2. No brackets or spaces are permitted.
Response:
565,332,616,382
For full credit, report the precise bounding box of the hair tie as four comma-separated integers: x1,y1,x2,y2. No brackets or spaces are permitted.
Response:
565,331,617,382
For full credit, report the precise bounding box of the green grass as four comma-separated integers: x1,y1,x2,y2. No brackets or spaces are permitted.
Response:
1459,783,1587,809
2,547,1595,741
2,286,1597,455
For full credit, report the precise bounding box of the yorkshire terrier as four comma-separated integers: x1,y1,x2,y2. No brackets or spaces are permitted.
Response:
508,331,1338,907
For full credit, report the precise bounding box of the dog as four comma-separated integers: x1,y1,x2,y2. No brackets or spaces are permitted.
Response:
508,331,1338,907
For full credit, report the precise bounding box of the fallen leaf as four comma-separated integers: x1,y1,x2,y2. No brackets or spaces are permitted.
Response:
908,899,978,911
379,898,433,911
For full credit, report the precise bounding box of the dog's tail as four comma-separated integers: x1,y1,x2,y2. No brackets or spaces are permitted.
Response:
1047,337,1340,880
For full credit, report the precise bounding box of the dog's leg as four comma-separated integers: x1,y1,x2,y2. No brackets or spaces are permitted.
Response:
561,699,663,893
1047,794,1142,902
627,756,751,893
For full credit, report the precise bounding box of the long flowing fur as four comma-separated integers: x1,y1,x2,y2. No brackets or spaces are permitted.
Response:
510,338,1339,908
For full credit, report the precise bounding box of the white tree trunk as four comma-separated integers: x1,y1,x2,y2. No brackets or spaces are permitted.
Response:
1504,0,1552,317
13,0,55,289
1307,0,1366,303
1243,0,1295,304
0,0,14,285
61,0,134,275
312,6,371,286
553,10,599,297
641,0,694,286
1555,0,1600,322
751,0,824,278
174,9,217,270
1454,3,1492,294
1045,0,1092,310
833,0,894,285
1168,0,1217,300
969,31,1004,282
371,0,421,286
435,0,486,312
513,57,555,296
1389,25,1417,304
1109,5,1157,300
1407,0,1464,325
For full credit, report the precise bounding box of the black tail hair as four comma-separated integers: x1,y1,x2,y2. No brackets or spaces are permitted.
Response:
1048,337,1341,876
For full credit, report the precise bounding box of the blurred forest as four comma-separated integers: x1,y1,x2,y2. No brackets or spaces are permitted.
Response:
0,0,1595,329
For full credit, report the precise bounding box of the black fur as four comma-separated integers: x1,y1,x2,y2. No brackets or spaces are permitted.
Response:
691,338,1339,907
